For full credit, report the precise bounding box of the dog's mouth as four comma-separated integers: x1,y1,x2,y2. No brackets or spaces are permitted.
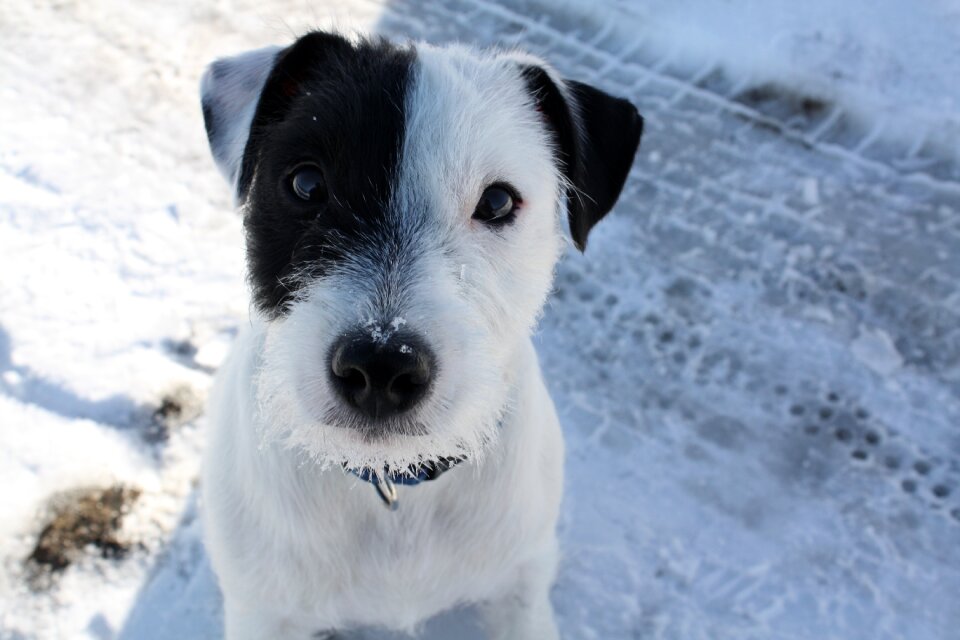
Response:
281,376,506,477
322,407,431,441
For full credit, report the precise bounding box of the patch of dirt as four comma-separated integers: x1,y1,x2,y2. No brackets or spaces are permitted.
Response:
145,383,204,443
26,485,141,589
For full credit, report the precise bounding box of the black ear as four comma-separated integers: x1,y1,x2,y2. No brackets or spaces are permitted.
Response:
521,66,643,251
235,32,358,200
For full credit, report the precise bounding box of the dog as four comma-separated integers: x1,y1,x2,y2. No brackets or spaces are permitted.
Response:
200,31,642,639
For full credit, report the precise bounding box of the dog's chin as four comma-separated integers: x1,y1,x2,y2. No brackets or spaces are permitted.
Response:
257,390,506,473
286,417,500,473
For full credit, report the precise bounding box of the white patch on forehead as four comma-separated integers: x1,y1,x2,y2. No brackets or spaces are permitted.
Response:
396,44,561,228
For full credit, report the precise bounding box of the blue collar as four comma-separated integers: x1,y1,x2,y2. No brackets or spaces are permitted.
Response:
344,456,465,509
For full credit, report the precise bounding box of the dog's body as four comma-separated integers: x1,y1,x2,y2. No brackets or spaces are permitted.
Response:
206,326,562,637
200,33,641,639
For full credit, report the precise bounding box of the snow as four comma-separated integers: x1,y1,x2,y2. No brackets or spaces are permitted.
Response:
593,0,960,162
801,178,820,207
2,0,959,639
851,326,904,376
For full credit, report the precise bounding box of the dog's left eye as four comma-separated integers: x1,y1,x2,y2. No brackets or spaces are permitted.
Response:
288,164,327,202
472,185,518,225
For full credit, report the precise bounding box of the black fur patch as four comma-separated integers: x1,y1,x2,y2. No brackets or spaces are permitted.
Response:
201,102,215,140
238,33,415,315
521,66,643,250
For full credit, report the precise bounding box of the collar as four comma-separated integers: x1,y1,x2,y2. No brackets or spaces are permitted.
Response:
344,456,466,510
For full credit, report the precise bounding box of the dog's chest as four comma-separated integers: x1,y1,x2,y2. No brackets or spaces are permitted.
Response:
263,467,551,628
328,477,539,598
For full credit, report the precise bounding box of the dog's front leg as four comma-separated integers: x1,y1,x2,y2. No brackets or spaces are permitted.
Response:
224,602,333,640
479,546,561,640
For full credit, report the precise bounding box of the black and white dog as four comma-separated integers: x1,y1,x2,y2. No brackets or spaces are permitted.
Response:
200,31,641,639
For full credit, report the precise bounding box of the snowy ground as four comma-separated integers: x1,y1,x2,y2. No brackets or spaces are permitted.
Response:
1,0,959,638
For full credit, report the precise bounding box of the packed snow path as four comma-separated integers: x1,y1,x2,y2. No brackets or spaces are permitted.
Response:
1,0,958,638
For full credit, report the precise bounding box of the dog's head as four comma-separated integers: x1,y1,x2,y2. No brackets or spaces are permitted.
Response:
201,32,642,471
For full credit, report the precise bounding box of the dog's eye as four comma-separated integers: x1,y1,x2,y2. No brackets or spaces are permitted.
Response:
289,164,327,202
472,185,518,225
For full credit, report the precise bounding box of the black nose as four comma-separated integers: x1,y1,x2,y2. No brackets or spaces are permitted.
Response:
329,331,435,420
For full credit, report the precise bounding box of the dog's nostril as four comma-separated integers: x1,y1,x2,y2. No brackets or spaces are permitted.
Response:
337,367,368,394
388,371,426,402
328,331,435,421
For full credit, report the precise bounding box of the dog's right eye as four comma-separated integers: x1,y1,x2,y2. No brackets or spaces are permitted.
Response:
472,184,518,226
288,164,327,203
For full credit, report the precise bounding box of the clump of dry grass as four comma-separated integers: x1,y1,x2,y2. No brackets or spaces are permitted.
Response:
26,485,141,588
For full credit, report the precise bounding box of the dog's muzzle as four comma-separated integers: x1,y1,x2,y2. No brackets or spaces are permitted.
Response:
329,330,435,421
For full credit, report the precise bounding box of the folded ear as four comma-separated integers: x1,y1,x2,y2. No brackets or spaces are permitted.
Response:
520,65,643,251
200,45,282,194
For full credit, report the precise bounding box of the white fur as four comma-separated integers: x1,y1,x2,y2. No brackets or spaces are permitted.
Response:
203,40,568,639
200,45,281,194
